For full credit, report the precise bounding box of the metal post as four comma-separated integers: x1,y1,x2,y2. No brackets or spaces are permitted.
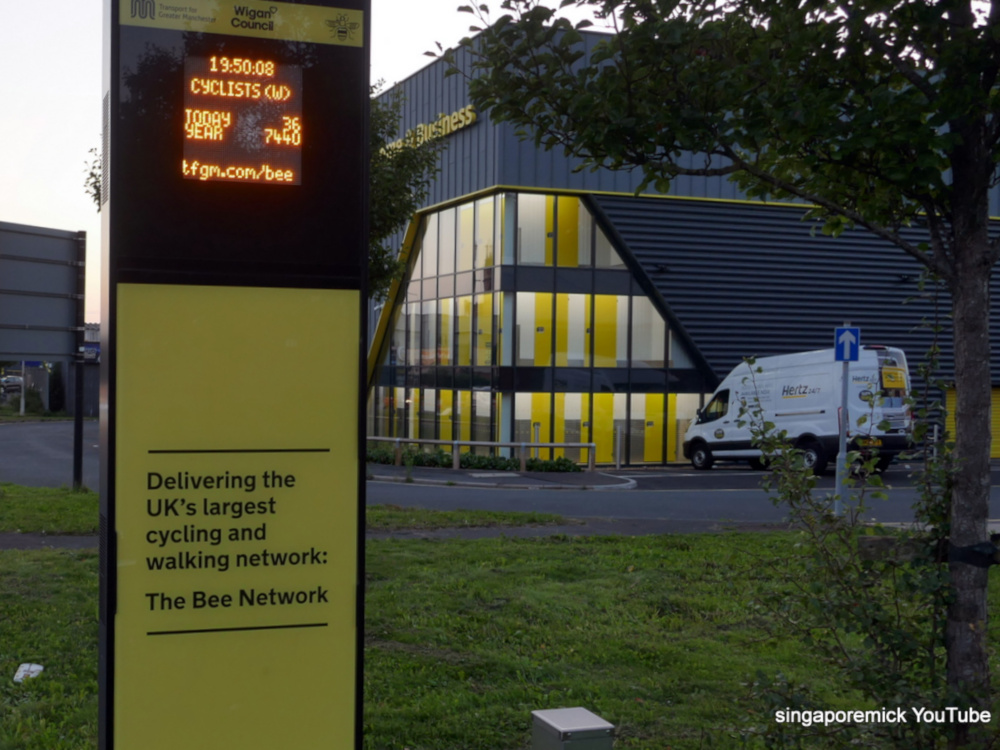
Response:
533,422,540,458
19,361,25,416
834,359,849,516
73,355,85,490
72,232,86,491
452,441,460,470
520,443,527,472
615,426,622,471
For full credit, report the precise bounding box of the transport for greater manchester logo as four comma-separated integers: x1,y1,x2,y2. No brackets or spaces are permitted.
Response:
131,0,155,19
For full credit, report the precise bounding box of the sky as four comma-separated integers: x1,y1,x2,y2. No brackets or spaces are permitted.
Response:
0,1,501,321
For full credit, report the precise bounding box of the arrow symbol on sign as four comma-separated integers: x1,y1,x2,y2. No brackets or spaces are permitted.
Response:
837,329,857,360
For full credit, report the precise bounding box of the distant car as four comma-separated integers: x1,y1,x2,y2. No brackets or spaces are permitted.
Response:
1,376,22,392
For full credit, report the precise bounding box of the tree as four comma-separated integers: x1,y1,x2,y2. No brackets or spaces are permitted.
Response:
368,83,444,300
85,84,441,300
448,0,999,733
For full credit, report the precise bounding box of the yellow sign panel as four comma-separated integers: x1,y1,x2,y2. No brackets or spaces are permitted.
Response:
114,283,359,749
120,0,364,46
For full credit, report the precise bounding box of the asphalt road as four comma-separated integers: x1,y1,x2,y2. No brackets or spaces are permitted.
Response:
368,463,1000,526
7,421,1000,528
0,419,100,491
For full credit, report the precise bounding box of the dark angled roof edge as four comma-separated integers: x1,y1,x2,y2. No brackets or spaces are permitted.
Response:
591,193,977,384
582,195,722,389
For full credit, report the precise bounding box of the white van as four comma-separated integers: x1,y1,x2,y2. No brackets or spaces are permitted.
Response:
682,345,911,473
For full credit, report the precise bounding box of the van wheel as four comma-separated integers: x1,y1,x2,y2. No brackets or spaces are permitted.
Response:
691,443,714,470
799,441,828,475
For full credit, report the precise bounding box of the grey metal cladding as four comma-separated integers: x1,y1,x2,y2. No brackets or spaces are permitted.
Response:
590,194,991,386
387,45,499,207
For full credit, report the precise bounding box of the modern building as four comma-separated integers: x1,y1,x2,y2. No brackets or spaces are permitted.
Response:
366,40,1000,465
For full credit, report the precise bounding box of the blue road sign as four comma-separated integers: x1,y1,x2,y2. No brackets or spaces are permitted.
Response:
835,327,860,361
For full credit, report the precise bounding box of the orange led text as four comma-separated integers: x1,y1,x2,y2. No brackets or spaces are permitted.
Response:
184,109,233,141
264,117,302,146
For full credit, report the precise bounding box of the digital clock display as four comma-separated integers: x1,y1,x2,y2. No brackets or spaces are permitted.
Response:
182,56,303,185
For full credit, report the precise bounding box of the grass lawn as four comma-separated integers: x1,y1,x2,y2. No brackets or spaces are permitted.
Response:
0,484,99,536
1,485,998,748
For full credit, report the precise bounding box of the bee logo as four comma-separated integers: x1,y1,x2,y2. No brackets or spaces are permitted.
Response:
130,0,155,18
326,14,359,42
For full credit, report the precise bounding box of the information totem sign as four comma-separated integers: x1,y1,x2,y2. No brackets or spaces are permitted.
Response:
100,2,368,748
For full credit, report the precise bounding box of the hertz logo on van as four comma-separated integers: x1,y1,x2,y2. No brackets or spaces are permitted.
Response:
782,384,821,398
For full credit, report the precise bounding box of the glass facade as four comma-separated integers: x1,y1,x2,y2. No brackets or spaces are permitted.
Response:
369,191,707,465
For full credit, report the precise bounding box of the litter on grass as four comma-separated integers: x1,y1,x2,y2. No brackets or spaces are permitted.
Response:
13,663,44,683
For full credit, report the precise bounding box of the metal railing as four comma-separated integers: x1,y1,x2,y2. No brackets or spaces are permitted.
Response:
366,436,597,472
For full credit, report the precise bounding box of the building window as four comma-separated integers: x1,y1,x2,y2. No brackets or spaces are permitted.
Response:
456,295,473,366
421,213,438,279
516,292,553,367
475,197,495,268
555,293,591,367
594,223,625,268
406,300,421,367
439,206,456,275
368,190,700,466
474,293,496,366
631,296,665,368
420,389,437,439
457,203,474,272
517,193,551,265
438,298,454,366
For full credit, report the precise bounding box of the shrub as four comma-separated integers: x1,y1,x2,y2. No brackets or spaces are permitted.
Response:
366,444,395,465
459,452,519,471
525,456,582,472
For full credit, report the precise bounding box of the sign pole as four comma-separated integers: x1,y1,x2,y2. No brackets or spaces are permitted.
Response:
833,323,860,515
834,357,849,515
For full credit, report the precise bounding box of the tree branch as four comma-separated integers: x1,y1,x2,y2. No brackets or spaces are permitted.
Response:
721,146,952,279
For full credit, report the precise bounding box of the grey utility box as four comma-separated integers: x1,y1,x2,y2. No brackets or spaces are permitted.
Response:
532,707,614,750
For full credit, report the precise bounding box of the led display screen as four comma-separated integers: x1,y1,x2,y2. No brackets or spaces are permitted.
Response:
182,56,303,185
110,2,367,282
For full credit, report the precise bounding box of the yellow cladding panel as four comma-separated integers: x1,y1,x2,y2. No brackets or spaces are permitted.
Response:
439,391,454,441
593,296,618,367
946,389,1000,459
113,284,358,750
459,391,472,442
457,297,473,365
666,394,678,462
644,393,664,462
593,393,614,464
532,393,552,442
557,197,580,267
